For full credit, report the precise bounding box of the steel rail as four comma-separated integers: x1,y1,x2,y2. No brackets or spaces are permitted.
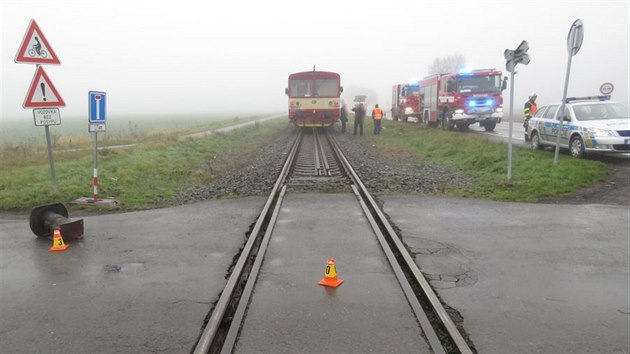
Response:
314,129,331,176
193,130,302,354
220,185,287,354
350,185,445,354
312,130,322,175
328,132,473,354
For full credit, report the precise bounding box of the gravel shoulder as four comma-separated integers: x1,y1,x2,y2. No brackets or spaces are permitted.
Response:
175,124,628,207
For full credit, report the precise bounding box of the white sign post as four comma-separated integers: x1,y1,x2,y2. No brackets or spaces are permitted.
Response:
88,91,107,202
504,40,530,183
554,19,584,165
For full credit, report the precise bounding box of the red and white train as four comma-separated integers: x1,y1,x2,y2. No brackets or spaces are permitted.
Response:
286,70,343,127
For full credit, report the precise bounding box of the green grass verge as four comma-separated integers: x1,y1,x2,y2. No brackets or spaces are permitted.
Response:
0,117,611,211
358,119,610,202
0,119,287,211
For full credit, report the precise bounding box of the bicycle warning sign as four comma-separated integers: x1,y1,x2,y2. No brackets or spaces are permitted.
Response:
15,19,61,65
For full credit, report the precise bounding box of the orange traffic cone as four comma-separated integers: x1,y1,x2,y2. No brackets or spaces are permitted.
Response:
49,229,69,252
318,257,344,288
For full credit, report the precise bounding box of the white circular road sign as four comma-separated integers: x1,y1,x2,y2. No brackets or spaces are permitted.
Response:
567,19,584,56
599,82,614,95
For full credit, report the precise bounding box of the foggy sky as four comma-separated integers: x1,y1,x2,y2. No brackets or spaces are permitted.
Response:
1,0,629,120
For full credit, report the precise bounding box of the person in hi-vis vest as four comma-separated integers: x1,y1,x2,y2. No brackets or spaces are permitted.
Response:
523,92,538,142
372,104,383,135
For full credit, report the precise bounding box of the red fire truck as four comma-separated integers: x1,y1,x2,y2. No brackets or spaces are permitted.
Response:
391,83,420,122
419,69,507,131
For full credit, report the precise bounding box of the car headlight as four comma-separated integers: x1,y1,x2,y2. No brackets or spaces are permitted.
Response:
454,109,464,114
588,128,615,137
404,107,413,114
495,107,503,113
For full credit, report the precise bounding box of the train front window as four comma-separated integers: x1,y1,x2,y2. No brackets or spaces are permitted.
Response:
458,75,502,93
315,79,339,96
290,80,313,97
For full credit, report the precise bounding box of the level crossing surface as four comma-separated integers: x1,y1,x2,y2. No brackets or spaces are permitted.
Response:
1,194,627,353
233,193,431,353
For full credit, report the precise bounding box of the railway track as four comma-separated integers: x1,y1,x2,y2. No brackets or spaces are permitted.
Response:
193,128,473,354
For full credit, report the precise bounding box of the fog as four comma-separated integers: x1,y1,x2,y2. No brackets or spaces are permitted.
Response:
1,0,628,121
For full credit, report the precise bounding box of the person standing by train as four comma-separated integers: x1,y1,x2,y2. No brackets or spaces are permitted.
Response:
351,103,365,136
372,104,383,135
340,103,348,133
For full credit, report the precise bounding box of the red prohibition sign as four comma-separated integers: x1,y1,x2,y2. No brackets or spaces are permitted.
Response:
599,82,614,95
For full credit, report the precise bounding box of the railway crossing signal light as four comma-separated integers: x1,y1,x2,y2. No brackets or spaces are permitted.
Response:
318,257,344,288
29,203,84,240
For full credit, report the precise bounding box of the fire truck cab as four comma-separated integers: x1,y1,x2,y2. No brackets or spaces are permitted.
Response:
391,83,420,122
420,69,507,131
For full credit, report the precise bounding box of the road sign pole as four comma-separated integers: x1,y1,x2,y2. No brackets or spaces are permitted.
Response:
92,132,99,202
507,70,516,183
554,19,583,165
553,54,573,165
44,124,58,191
504,40,530,183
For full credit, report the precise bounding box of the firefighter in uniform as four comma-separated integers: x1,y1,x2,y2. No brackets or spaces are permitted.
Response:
523,92,538,142
372,104,383,135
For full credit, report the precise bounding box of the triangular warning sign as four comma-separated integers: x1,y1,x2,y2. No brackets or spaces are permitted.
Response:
23,66,65,108
15,19,61,65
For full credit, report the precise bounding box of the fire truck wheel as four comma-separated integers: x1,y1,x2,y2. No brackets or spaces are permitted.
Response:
484,122,496,132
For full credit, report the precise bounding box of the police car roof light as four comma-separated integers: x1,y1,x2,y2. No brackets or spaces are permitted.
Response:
565,95,611,103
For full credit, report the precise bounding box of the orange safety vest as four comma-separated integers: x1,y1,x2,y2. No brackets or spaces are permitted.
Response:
373,107,383,120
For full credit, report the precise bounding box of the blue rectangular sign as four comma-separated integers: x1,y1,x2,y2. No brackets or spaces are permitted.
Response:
89,91,106,123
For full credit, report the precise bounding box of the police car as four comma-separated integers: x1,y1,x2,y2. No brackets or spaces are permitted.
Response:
527,96,630,158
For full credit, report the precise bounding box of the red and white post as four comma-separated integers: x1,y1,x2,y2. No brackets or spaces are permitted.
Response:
91,95,101,202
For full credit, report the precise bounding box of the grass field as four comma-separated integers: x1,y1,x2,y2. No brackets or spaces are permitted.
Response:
0,115,287,210
0,115,611,211
357,119,610,202
0,113,275,165
0,113,267,146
